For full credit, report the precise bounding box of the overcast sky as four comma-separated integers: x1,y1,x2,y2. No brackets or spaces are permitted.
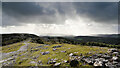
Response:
1,2,119,36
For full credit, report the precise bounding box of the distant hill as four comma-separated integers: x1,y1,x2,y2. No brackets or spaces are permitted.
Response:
1,33,120,48
73,35,119,45
1,33,39,46
94,34,120,38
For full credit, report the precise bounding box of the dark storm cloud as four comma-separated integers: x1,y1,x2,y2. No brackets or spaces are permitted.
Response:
73,2,118,23
2,2,118,27
2,2,59,26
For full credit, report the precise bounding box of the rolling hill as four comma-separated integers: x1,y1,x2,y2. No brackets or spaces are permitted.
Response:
1,33,120,48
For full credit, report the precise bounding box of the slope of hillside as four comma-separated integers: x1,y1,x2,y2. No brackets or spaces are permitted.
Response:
1,33,39,46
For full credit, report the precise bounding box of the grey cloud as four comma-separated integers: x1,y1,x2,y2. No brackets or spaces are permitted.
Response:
2,0,119,2
3,2,55,16
2,2,69,26
73,2,118,24
2,2,118,27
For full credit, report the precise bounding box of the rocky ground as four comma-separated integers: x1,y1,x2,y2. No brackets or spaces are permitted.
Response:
68,48,120,68
1,42,120,68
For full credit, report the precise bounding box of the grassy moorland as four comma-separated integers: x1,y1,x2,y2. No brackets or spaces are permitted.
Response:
1,42,109,67
1,33,120,68
1,43,25,53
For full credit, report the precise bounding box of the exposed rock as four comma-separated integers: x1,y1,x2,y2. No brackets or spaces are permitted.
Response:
102,55,111,59
63,60,68,63
74,52,78,53
94,61,103,67
54,58,58,61
103,59,108,63
69,53,73,57
7,62,13,66
47,58,58,64
112,52,119,55
84,58,94,65
53,48,56,51
2,62,8,66
30,61,37,64
43,47,48,49
35,46,42,48
112,61,118,64
38,60,42,64
116,63,120,67
44,44,50,46
88,52,92,54
61,51,66,53
112,56,118,61
47,60,56,64
30,49,39,52
68,48,70,49
52,60,56,64
108,48,118,53
105,62,112,67
41,51,50,55
32,56,39,59
52,45,61,48
54,63,61,66
80,53,83,56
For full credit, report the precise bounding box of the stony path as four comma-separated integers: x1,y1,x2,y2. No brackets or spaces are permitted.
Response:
18,42,29,51
0,41,29,64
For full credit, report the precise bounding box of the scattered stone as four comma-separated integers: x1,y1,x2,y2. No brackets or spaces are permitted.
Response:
43,47,48,49
78,49,120,68
68,48,70,49
41,51,50,55
30,61,37,64
54,58,58,61
63,60,68,63
105,62,112,67
54,63,61,66
47,58,58,64
32,56,39,59
2,62,8,66
52,45,61,48
38,60,42,64
112,52,119,55
74,52,78,53
7,62,13,66
102,55,111,59
69,53,73,57
80,53,83,56
37,60,42,65
84,58,94,65
35,46,42,48
112,56,118,61
108,48,118,53
30,49,39,52
94,61,103,67
112,61,118,64
53,48,56,51
44,44,50,46
61,51,66,53
47,60,56,64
